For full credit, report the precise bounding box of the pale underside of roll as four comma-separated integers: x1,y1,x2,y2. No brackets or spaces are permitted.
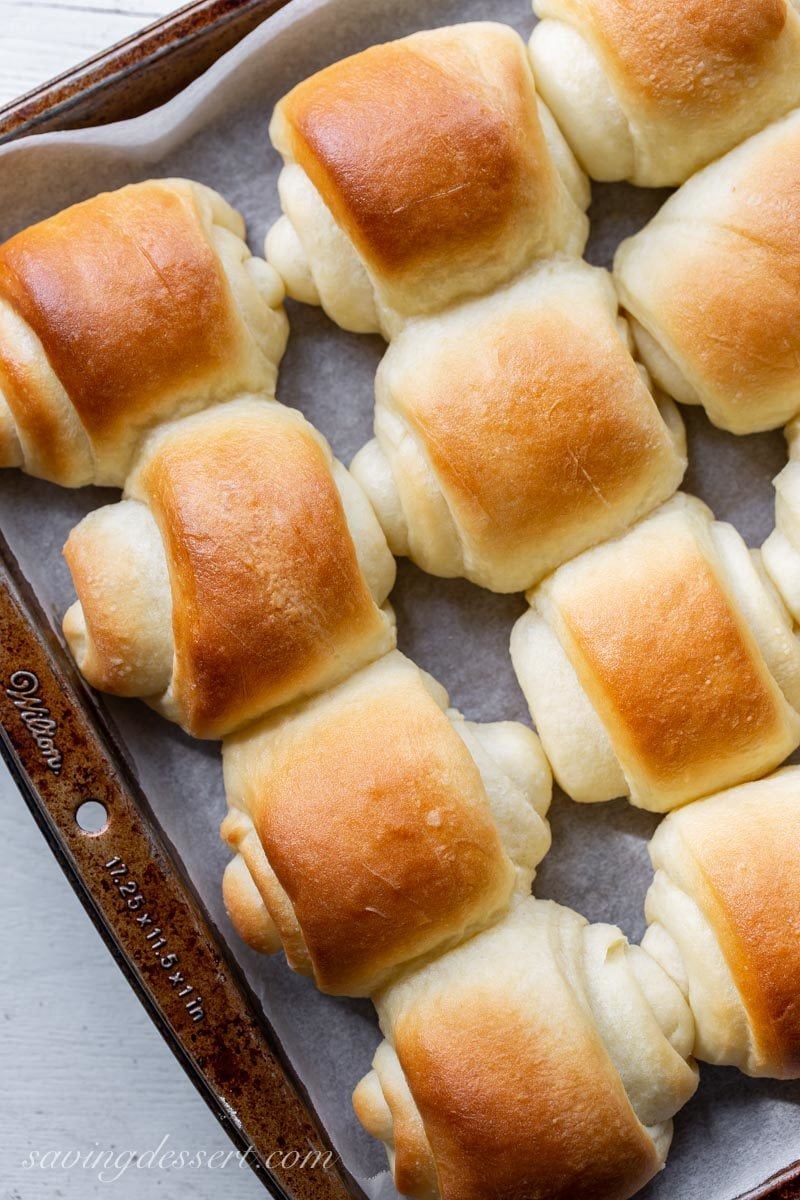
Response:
644,767,800,1079
511,494,800,812
529,0,800,186
614,109,800,435
763,420,800,625
354,896,698,1200
0,179,288,487
351,258,686,593
221,650,552,997
62,396,396,739
264,22,590,338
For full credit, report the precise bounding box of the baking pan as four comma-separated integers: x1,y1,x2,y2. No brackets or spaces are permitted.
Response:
0,3,798,1197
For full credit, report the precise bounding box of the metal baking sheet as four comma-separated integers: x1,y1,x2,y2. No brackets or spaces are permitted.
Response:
0,2,798,1197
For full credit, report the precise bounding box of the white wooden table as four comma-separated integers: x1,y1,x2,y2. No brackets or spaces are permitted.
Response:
0,0,168,106
0,9,265,1197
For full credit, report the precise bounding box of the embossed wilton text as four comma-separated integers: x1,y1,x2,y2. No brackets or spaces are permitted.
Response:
6,670,62,775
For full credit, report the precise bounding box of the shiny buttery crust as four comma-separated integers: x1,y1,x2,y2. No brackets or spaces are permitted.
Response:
0,179,288,485
221,651,552,996
614,109,800,433
63,397,396,738
352,259,686,592
513,494,800,810
268,23,589,332
355,898,698,1200
645,767,800,1077
530,0,800,185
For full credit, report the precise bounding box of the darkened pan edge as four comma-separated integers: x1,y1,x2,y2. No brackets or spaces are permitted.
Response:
0,0,290,143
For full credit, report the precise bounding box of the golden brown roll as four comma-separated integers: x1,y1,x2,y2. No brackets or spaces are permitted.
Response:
644,767,800,1078
265,22,590,337
354,896,698,1200
351,259,686,592
511,494,800,811
614,110,800,434
62,396,396,739
0,179,288,486
221,651,551,996
529,0,800,186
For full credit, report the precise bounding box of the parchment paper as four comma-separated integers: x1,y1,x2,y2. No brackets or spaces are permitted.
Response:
0,2,798,1196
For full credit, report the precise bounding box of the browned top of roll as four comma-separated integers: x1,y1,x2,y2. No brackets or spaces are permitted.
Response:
140,404,388,738
0,181,249,475
391,920,659,1199
564,0,790,108
659,131,800,391
545,499,797,808
614,112,800,431
663,773,800,1075
229,655,514,994
392,300,677,567
275,24,563,312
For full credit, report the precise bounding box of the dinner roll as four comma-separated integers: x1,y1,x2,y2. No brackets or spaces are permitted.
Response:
529,0,800,185
265,23,589,337
0,179,287,486
511,494,800,811
614,110,800,433
644,767,800,1078
221,651,551,996
62,396,395,739
354,896,698,1200
352,259,686,592
762,421,800,623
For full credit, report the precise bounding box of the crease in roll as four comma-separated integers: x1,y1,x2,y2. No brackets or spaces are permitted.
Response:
354,896,698,1200
511,493,800,811
643,766,800,1078
0,178,288,486
351,258,687,593
220,650,552,996
62,395,396,739
614,109,800,433
529,0,800,186
264,22,590,337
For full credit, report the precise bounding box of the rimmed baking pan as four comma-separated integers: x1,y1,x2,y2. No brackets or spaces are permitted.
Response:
0,2,798,1197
